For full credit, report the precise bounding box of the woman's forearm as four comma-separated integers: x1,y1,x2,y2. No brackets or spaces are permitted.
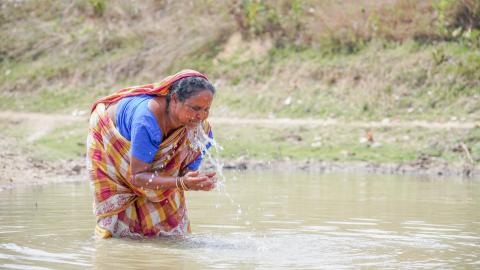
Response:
131,172,177,190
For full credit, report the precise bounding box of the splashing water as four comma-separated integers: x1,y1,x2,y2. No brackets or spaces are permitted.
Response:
187,124,243,220
187,124,225,184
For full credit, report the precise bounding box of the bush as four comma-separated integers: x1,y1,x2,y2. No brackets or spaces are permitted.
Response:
436,0,480,48
230,0,446,51
230,0,304,46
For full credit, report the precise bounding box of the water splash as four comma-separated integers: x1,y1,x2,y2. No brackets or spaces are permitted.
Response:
187,124,243,221
187,124,225,185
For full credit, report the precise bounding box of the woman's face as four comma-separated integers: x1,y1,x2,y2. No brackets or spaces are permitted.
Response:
172,90,213,128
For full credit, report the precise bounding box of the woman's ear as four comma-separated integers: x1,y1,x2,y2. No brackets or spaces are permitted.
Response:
171,93,178,104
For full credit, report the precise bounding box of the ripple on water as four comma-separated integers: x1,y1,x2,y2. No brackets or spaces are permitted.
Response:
1,172,479,269
0,243,90,267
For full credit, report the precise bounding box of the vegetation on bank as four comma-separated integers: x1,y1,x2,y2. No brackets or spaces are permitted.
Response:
0,0,479,167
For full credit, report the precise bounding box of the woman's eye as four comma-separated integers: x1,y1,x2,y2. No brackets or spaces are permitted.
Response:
186,104,208,113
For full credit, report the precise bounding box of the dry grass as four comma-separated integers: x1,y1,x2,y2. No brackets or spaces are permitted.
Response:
0,0,478,118
228,0,442,51
306,0,436,42
0,0,478,166
0,0,233,96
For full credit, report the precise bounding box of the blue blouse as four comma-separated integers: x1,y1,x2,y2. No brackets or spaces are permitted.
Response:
115,94,211,170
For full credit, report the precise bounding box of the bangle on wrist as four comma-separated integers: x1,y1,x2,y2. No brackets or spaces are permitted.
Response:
175,177,181,190
179,176,189,191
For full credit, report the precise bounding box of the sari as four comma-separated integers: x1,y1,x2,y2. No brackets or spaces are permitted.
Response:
86,70,212,238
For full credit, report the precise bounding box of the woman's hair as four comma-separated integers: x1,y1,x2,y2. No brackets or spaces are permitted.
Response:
166,76,215,109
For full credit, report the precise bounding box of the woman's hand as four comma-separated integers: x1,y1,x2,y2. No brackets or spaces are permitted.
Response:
182,171,217,191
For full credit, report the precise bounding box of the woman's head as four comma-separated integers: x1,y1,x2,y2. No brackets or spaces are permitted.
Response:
167,76,215,128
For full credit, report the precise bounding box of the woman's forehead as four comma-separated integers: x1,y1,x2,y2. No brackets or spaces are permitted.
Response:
184,90,213,104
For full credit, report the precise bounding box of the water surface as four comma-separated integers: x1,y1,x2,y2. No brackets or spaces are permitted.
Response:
0,171,479,269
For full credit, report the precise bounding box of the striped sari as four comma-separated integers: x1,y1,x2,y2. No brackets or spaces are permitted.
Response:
86,70,211,238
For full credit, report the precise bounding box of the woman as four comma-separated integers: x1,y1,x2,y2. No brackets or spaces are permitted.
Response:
86,69,217,238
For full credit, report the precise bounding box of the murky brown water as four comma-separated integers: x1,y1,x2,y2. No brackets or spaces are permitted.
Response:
0,171,479,269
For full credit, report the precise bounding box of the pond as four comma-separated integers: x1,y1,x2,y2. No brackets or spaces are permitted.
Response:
0,171,479,269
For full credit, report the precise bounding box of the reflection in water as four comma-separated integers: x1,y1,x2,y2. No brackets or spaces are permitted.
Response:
0,171,479,269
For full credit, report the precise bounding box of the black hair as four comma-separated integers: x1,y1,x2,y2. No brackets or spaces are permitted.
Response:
166,76,215,111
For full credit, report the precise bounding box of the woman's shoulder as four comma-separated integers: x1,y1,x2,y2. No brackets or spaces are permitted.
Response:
131,99,163,139
148,96,166,114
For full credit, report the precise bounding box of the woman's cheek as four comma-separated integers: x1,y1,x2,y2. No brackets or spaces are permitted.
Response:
182,111,195,122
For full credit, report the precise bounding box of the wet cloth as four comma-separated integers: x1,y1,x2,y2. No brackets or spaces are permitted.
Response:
86,70,212,238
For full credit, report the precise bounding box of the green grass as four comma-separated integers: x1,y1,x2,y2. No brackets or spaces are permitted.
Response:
208,41,479,121
0,118,87,161
0,119,31,138
0,88,96,113
214,124,475,164
32,122,87,161
1,0,479,167
1,114,477,167
2,18,479,120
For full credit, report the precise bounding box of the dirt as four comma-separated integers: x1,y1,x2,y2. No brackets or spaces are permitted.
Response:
222,156,479,178
0,134,86,191
0,111,478,130
0,111,478,191
210,117,479,129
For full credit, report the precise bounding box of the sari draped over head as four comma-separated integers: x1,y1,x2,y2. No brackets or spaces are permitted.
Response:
86,69,212,238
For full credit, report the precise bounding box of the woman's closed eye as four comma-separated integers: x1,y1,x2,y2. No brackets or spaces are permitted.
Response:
187,104,209,113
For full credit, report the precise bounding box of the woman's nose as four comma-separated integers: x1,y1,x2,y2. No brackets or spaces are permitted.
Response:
197,111,208,120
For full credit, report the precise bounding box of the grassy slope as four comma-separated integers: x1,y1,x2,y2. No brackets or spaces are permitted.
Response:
208,40,480,121
0,0,479,165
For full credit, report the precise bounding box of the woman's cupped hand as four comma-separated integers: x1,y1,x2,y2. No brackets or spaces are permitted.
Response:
182,171,217,191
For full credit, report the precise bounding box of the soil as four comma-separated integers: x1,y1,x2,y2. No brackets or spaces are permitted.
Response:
221,156,479,178
0,134,86,191
0,111,478,191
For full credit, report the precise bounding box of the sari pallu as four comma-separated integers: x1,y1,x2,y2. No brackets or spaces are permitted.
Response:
86,103,211,238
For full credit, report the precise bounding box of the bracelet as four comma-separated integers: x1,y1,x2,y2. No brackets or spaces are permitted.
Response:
175,177,180,190
179,176,189,191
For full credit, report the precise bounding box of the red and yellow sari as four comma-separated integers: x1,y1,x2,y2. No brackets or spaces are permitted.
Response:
86,70,211,238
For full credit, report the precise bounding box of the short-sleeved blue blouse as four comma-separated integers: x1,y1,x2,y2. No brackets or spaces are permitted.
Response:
115,94,211,170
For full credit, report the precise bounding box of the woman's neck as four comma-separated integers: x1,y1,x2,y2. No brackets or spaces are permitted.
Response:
152,97,181,137
163,110,181,135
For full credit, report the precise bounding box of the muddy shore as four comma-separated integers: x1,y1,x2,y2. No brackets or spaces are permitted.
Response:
223,157,479,178
1,134,477,191
0,135,86,191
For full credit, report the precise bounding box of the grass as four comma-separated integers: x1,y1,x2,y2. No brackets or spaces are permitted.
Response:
33,122,87,160
0,0,479,167
214,123,476,164
210,41,479,121
1,1,479,120
3,39,478,120
0,118,86,161
0,113,478,168
0,88,96,113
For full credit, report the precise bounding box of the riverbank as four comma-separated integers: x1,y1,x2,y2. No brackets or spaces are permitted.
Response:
0,135,85,191
1,110,479,191
1,131,477,191
223,157,479,177
1,1,479,190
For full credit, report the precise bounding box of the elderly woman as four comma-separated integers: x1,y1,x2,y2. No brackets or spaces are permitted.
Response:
86,70,217,238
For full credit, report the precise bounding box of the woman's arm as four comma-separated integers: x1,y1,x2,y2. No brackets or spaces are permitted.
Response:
130,156,216,191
